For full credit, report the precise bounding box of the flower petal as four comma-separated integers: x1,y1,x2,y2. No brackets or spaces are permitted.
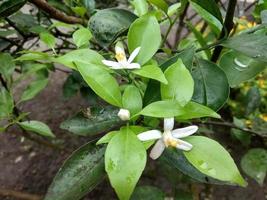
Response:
150,139,165,160
115,42,127,62
164,118,174,131
125,63,141,69
172,125,198,138
127,47,141,63
137,130,162,141
102,60,121,69
176,139,193,151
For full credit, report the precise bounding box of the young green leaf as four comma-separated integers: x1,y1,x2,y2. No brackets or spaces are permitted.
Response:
139,100,186,118
161,59,194,106
96,131,119,145
55,49,104,69
131,0,148,16
0,53,15,80
132,64,167,84
147,0,168,13
128,14,161,65
241,148,267,185
0,88,14,119
73,28,92,48
192,59,229,111
40,32,56,50
75,61,122,107
20,78,48,102
183,136,247,187
105,127,146,200
18,120,55,138
44,143,106,200
122,85,142,116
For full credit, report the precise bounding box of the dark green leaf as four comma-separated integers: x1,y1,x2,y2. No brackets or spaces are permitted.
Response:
44,143,106,200
60,106,121,136
244,87,261,116
0,88,14,119
131,186,165,200
0,0,26,18
0,53,15,80
192,59,229,111
88,8,137,46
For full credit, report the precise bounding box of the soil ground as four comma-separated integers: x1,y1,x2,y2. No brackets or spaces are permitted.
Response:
0,71,266,200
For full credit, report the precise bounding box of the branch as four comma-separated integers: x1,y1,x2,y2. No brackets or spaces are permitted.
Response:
29,0,83,24
211,0,237,62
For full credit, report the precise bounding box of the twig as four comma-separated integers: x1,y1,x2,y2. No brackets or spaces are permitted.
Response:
29,0,83,24
0,188,42,200
211,0,237,62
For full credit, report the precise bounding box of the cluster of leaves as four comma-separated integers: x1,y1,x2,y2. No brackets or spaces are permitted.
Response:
0,0,267,199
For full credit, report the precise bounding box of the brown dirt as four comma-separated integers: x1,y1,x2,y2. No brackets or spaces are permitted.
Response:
0,70,266,200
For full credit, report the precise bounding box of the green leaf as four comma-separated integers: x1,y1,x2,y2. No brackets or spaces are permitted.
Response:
147,0,168,13
183,136,247,186
105,127,146,200
40,32,56,50
219,51,266,87
88,8,137,46
0,53,15,80
189,0,222,35
72,27,92,48
0,0,26,18
175,101,220,120
161,59,194,106
139,100,186,118
44,143,106,200
241,148,267,185
15,51,51,62
96,131,119,145
144,47,195,105
18,120,55,138
192,59,229,111
244,87,261,116
132,64,167,84
131,0,148,16
131,186,165,200
128,14,161,65
75,61,122,107
122,85,142,116
60,106,121,136
0,88,14,119
55,49,104,69
20,79,48,102
62,74,80,98
222,31,267,62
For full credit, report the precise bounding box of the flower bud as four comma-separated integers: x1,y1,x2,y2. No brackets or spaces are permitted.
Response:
118,109,130,121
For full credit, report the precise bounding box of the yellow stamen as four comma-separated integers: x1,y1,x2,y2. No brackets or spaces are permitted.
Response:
115,53,126,62
165,138,180,147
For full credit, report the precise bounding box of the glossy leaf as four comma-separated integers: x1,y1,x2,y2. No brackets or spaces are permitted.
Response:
219,51,266,87
222,32,267,62
105,127,146,200
60,106,121,136
175,101,220,120
148,0,168,13
122,85,142,116
144,47,195,105
132,64,167,84
88,8,137,46
44,143,106,200
18,120,55,138
75,61,122,107
183,136,247,186
128,14,161,65
241,148,267,185
72,27,92,48
20,79,48,102
0,88,14,119
0,0,26,18
161,59,194,106
131,186,165,200
244,87,261,116
192,59,229,111
55,49,104,69
139,100,186,118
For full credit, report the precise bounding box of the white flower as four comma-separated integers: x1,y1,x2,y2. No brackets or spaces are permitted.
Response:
137,118,198,160
118,108,130,121
102,42,141,70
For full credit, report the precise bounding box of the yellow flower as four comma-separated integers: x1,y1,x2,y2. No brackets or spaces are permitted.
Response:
259,114,267,122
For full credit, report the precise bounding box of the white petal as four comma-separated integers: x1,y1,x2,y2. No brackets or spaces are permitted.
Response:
149,139,165,160
125,63,140,69
176,139,193,151
127,47,141,63
102,60,121,69
117,109,130,121
172,125,198,138
164,118,174,131
137,130,162,141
